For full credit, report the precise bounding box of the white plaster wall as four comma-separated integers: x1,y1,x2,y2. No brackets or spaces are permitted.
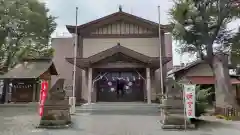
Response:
51,37,81,97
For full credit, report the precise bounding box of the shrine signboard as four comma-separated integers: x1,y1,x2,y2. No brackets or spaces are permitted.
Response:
39,81,49,117
183,84,196,118
12,83,33,89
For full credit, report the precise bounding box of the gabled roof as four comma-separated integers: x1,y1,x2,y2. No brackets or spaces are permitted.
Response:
66,10,170,35
171,58,235,79
185,76,240,84
0,58,58,79
87,44,159,63
66,44,171,69
171,59,204,75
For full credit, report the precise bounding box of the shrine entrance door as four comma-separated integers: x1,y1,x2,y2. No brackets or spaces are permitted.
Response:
97,70,144,102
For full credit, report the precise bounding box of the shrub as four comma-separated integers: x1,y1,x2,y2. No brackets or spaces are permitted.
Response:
195,85,214,117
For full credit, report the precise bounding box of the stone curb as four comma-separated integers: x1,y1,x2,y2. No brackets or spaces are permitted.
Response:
0,103,83,107
0,103,38,107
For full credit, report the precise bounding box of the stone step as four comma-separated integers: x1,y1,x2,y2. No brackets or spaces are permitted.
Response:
82,102,160,107
79,103,160,110
76,103,160,115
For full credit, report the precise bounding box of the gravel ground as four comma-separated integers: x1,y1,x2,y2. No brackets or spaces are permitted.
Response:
0,103,240,135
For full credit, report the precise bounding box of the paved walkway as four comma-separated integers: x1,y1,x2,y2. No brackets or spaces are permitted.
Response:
1,102,240,135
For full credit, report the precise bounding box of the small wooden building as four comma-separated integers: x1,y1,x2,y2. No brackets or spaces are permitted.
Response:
171,59,240,105
0,58,58,103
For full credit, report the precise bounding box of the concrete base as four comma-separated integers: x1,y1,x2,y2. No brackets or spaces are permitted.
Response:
160,98,196,130
161,114,195,130
82,103,95,106
161,124,196,130
38,121,72,129
69,97,76,114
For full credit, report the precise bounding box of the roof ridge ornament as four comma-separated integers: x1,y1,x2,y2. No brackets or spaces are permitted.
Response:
119,5,122,12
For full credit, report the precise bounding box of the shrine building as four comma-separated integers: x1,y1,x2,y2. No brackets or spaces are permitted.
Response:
51,8,173,104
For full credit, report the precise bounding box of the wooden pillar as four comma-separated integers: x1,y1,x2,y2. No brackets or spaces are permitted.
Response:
1,79,10,104
87,68,93,104
36,82,40,101
146,68,151,104
5,80,10,103
32,83,36,102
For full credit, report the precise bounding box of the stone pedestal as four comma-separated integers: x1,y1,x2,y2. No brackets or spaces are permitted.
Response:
161,79,195,129
39,79,71,128
161,99,194,129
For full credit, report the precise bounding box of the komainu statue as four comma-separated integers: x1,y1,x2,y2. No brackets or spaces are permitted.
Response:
39,79,71,128
48,79,66,100
160,78,195,129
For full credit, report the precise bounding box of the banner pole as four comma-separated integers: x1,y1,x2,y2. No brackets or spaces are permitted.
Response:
70,7,78,114
183,84,187,131
158,5,165,121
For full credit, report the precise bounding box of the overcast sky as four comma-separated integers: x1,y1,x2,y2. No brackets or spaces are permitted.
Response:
43,0,239,65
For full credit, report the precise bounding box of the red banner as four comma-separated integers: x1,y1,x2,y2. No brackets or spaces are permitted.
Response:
39,81,49,116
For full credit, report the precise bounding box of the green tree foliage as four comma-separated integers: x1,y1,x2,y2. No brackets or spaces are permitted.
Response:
231,28,240,65
170,0,240,60
195,85,214,117
170,0,240,108
0,0,56,71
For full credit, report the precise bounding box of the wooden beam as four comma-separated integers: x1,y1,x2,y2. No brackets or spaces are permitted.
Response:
92,62,146,69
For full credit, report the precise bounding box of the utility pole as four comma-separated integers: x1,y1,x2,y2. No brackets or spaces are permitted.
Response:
70,7,78,114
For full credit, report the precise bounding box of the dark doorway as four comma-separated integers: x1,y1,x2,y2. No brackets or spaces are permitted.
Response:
0,80,4,103
97,70,144,102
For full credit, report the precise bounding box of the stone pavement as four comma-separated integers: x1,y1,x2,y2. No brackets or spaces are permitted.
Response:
1,102,240,135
